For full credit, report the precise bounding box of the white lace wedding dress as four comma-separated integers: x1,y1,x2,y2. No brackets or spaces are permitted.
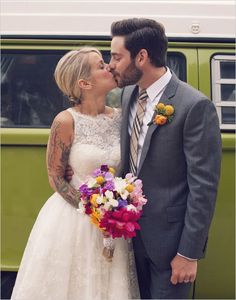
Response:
11,107,140,300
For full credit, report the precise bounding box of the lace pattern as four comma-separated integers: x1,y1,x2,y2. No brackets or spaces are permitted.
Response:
69,108,121,150
11,108,140,300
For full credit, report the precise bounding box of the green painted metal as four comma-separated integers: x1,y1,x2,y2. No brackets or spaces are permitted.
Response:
194,48,235,299
1,128,50,145
1,145,51,271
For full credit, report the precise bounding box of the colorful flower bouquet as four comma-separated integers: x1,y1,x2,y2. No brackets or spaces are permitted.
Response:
77,165,147,261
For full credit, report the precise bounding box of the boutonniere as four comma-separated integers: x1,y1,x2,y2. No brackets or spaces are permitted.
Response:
148,103,175,126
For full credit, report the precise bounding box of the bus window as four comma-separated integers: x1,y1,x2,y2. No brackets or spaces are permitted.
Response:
211,55,236,130
1,51,68,128
167,52,186,82
1,50,186,128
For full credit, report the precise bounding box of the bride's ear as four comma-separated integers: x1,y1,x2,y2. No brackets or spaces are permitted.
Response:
77,79,92,90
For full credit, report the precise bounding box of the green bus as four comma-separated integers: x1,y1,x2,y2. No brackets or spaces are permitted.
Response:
1,1,235,298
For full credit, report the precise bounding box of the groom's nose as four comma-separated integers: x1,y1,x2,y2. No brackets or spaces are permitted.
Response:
108,59,115,71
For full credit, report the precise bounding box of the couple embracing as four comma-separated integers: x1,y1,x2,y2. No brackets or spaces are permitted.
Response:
11,18,221,300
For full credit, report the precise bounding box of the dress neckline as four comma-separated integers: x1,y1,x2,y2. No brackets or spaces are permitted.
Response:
69,107,118,120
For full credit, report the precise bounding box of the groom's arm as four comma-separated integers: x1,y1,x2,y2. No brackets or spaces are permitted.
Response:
170,98,221,284
178,98,221,259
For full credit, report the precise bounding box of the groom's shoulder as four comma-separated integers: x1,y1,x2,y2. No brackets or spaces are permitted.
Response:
176,77,208,103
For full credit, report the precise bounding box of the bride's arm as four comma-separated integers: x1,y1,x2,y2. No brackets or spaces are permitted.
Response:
46,110,79,208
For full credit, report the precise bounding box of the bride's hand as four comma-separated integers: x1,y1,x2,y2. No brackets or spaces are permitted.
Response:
102,231,111,238
64,164,74,182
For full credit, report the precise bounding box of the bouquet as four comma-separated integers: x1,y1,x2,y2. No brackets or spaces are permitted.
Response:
77,165,147,261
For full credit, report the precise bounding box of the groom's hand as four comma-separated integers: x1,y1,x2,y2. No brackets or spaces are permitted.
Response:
170,254,197,285
64,164,74,182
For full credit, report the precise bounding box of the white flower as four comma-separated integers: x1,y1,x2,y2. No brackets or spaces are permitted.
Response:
77,202,85,214
105,190,114,200
114,177,129,200
126,204,137,212
104,199,119,210
96,196,104,204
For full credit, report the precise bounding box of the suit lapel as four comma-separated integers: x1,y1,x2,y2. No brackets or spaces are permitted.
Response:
137,72,180,176
120,85,138,173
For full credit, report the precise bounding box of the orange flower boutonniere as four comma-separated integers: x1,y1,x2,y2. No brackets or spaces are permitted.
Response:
148,103,175,126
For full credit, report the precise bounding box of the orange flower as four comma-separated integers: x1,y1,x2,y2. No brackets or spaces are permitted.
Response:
90,194,99,207
148,103,175,126
90,208,101,228
154,115,168,125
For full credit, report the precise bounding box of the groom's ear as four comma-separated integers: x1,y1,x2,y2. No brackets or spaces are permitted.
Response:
136,49,148,66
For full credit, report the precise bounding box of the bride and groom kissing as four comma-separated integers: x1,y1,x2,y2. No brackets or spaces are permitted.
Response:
11,18,221,300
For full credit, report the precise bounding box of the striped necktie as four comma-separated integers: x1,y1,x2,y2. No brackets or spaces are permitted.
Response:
129,89,148,175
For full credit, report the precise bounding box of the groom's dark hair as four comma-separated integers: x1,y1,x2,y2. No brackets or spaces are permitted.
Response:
111,18,168,67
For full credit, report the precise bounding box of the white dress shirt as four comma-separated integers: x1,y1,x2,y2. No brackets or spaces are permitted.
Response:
128,67,172,167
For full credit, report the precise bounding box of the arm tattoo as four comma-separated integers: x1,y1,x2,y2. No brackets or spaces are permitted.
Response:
47,119,79,208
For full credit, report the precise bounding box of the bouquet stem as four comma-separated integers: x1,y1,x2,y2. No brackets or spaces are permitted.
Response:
102,237,115,262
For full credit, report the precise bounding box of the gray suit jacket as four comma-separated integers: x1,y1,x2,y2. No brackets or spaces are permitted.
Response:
119,72,222,269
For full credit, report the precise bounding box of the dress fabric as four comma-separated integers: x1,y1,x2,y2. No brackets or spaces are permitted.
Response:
11,107,140,300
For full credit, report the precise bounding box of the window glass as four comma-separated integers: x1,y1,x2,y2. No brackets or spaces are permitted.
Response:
1,50,186,128
167,53,186,82
221,84,236,101
211,54,236,130
221,107,235,124
1,52,68,128
220,61,235,79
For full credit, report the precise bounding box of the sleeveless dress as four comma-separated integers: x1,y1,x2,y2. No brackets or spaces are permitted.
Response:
11,107,140,300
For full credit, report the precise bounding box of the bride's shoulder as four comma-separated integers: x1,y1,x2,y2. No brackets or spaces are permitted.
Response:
51,109,74,129
113,107,122,116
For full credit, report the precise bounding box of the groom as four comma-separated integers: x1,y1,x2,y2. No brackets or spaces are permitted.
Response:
108,18,221,299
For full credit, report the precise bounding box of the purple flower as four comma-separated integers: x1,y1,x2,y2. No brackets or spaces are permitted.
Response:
92,168,102,177
79,184,92,197
104,172,114,182
104,181,115,191
118,199,128,208
101,165,109,172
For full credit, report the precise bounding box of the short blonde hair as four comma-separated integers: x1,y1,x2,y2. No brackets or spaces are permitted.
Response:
54,47,102,104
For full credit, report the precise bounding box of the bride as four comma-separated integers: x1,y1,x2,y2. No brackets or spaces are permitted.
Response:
11,47,139,300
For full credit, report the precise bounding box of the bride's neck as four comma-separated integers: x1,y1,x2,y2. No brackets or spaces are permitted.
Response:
75,95,106,116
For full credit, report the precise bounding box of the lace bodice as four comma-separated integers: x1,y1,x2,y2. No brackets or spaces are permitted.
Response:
67,107,122,187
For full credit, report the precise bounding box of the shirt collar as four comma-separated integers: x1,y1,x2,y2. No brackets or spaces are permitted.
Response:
145,67,172,102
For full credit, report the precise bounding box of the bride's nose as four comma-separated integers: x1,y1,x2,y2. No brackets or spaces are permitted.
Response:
105,64,111,72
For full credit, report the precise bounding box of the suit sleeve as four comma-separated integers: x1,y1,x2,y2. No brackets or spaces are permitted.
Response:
178,98,222,259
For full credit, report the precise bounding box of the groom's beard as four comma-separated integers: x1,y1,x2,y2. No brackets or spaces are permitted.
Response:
114,60,143,88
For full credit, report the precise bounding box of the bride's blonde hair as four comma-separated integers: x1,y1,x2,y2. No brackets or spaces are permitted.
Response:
54,47,102,105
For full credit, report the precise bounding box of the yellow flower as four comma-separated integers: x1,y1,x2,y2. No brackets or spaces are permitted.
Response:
96,176,104,185
156,103,165,110
90,208,101,228
90,194,99,207
154,115,168,125
125,184,134,193
165,105,174,116
109,167,115,175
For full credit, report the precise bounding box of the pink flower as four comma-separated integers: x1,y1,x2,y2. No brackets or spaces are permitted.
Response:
100,208,142,239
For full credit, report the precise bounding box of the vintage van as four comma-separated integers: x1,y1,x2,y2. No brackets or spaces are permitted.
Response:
1,0,235,298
